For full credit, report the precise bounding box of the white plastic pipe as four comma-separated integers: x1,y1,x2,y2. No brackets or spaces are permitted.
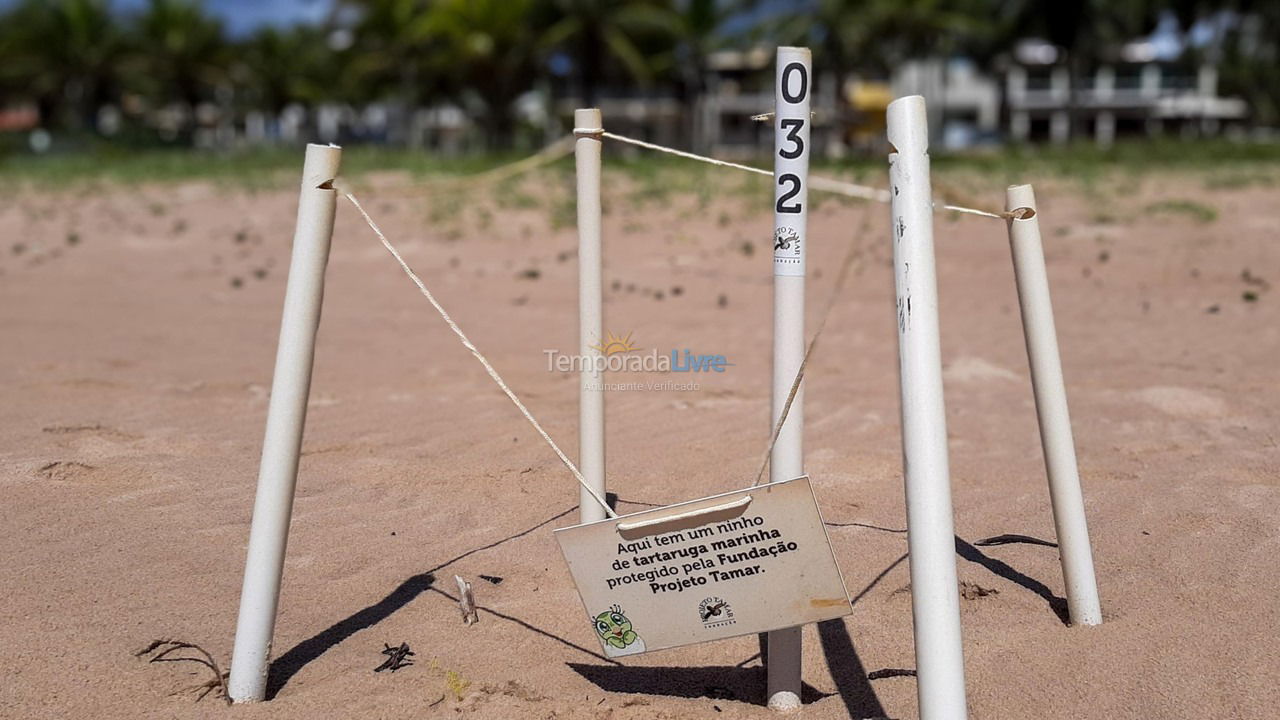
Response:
886,96,968,720
229,143,342,703
766,46,811,713
1005,184,1102,626
575,108,607,524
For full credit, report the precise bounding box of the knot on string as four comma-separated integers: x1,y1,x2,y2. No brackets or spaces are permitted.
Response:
751,110,817,125
573,127,605,138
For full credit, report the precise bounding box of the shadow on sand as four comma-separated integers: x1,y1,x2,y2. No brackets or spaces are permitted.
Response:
265,505,578,698
567,663,831,705
263,492,1068,709
571,551,909,713
954,536,1070,625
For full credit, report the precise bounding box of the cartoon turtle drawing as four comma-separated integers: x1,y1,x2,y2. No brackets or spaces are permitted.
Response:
593,604,645,655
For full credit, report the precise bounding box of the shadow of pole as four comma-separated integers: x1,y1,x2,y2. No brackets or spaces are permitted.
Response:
566,663,832,706
260,503,1070,706
954,536,1070,625
265,571,436,698
831,518,1068,625
817,619,888,719
264,504,578,698
426,586,619,665
852,553,908,606
812,551,907,718
735,553,910,710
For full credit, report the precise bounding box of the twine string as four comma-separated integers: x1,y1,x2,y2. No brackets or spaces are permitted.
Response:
753,233,866,486
337,122,1001,518
591,130,1008,219
341,188,618,519
419,126,1006,219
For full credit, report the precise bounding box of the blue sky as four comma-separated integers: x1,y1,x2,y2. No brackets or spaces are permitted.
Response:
128,0,333,35
0,0,334,37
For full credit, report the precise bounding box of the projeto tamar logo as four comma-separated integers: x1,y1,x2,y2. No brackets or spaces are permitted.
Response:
545,331,733,374
698,596,735,628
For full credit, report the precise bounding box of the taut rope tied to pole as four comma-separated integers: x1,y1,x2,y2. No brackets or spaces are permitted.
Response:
342,187,618,519
337,120,1012,519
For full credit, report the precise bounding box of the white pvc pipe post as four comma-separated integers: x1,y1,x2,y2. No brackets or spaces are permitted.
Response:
887,96,968,720
229,143,342,703
766,46,811,713
575,108,607,524
1005,184,1102,626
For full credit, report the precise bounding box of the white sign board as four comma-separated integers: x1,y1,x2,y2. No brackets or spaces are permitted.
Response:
555,476,851,658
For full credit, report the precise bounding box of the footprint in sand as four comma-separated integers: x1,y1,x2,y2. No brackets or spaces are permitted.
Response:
893,581,1001,601
1134,386,1227,418
36,461,96,481
42,424,138,441
959,581,1000,600
688,389,748,410
43,423,141,454
942,356,1020,383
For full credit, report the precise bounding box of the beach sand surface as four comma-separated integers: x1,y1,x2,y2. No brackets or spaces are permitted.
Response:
0,167,1276,719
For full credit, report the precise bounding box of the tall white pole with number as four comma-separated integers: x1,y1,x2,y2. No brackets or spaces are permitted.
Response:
766,45,811,713
575,108,607,524
886,96,969,720
230,143,342,703
1005,184,1102,627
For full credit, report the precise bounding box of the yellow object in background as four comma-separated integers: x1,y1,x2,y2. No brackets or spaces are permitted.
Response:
849,80,893,143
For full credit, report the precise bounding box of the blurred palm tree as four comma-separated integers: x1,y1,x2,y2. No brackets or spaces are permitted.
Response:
342,0,548,147
641,0,749,149
234,25,340,116
665,0,740,87
761,0,987,147
126,0,229,112
779,0,988,87
341,0,443,108
1196,0,1280,125
541,0,673,105
421,0,544,147
0,0,128,131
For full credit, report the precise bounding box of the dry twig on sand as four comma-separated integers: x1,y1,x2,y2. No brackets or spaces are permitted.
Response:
867,668,917,680
973,533,1057,548
134,639,230,705
374,642,415,673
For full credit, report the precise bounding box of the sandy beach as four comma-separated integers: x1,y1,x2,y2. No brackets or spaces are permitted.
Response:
1,162,1277,719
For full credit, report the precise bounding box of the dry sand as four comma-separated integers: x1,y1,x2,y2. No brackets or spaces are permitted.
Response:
0,163,1277,719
